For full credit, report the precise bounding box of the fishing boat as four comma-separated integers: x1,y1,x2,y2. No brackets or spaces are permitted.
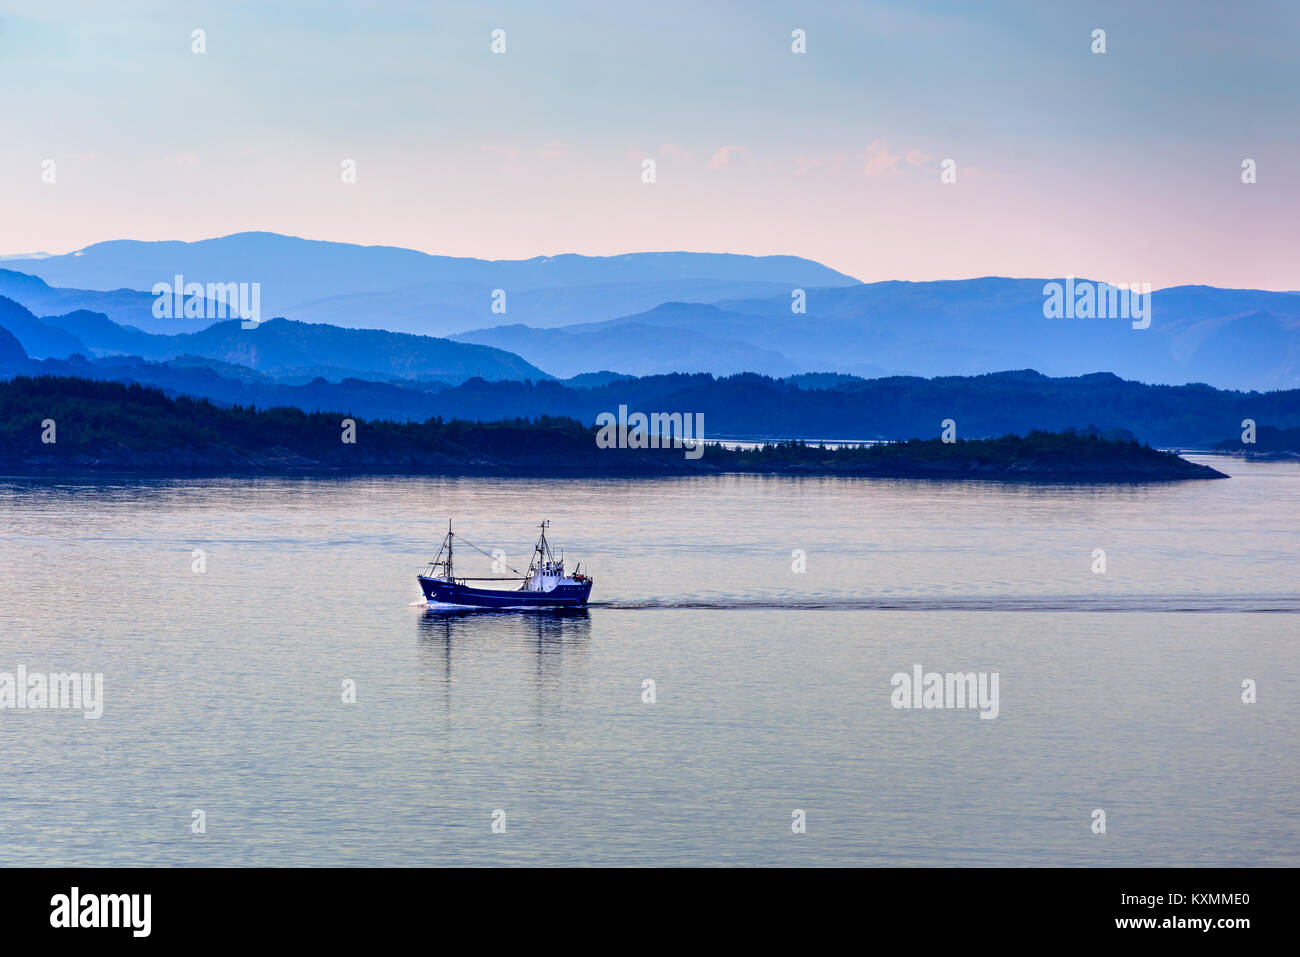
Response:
418,521,594,608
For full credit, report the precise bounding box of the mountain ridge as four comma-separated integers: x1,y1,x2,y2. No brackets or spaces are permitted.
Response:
2,234,1296,390
4,323,1296,449
449,279,1300,390
2,233,861,334
0,297,550,384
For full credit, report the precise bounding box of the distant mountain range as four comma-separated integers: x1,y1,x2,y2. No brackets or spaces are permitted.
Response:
451,311,812,378
455,281,1300,389
3,313,1295,448
1,232,859,336
2,232,1297,391
0,296,547,383
395,369,1300,448
0,268,224,336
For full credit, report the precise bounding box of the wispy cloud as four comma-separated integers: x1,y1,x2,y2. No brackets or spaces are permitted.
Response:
708,145,752,170
860,140,903,176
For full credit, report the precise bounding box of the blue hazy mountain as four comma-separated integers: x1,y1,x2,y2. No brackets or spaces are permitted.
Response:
0,268,241,335
6,238,1297,390
3,232,861,336
290,277,839,337
32,308,160,356
5,323,1295,449
0,324,29,364
452,279,1300,390
450,314,806,378
455,302,887,379
0,297,548,384
0,296,87,358
711,279,1300,390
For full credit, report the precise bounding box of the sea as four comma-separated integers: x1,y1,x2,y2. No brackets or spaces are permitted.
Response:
1,454,1296,865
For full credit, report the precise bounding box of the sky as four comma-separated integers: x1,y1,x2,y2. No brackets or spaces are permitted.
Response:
1,0,1297,289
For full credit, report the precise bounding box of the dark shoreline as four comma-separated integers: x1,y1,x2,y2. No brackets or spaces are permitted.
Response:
0,375,1229,483
0,458,1229,483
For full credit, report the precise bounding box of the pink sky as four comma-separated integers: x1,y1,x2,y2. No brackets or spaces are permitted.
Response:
2,0,1296,289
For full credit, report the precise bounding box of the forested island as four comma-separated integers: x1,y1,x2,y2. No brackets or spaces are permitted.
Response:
0,376,1226,481
1214,425,1300,459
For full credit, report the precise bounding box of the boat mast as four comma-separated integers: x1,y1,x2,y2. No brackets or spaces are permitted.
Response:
447,519,453,581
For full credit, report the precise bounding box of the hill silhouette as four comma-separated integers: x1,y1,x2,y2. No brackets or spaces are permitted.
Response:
0,376,1224,481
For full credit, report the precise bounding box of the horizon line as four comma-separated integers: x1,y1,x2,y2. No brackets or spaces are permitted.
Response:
2,230,1297,296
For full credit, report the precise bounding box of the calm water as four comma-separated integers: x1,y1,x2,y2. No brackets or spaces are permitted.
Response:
1,455,1296,866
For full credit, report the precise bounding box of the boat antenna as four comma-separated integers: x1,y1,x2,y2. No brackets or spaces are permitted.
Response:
532,520,549,568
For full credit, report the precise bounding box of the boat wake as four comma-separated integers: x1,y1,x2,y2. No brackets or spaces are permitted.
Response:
589,594,1300,613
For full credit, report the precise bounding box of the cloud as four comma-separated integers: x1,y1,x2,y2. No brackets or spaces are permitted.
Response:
849,142,943,176
794,155,823,175
708,145,751,170
860,140,902,175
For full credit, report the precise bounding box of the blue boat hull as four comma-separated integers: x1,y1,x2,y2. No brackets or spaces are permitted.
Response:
418,575,593,608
